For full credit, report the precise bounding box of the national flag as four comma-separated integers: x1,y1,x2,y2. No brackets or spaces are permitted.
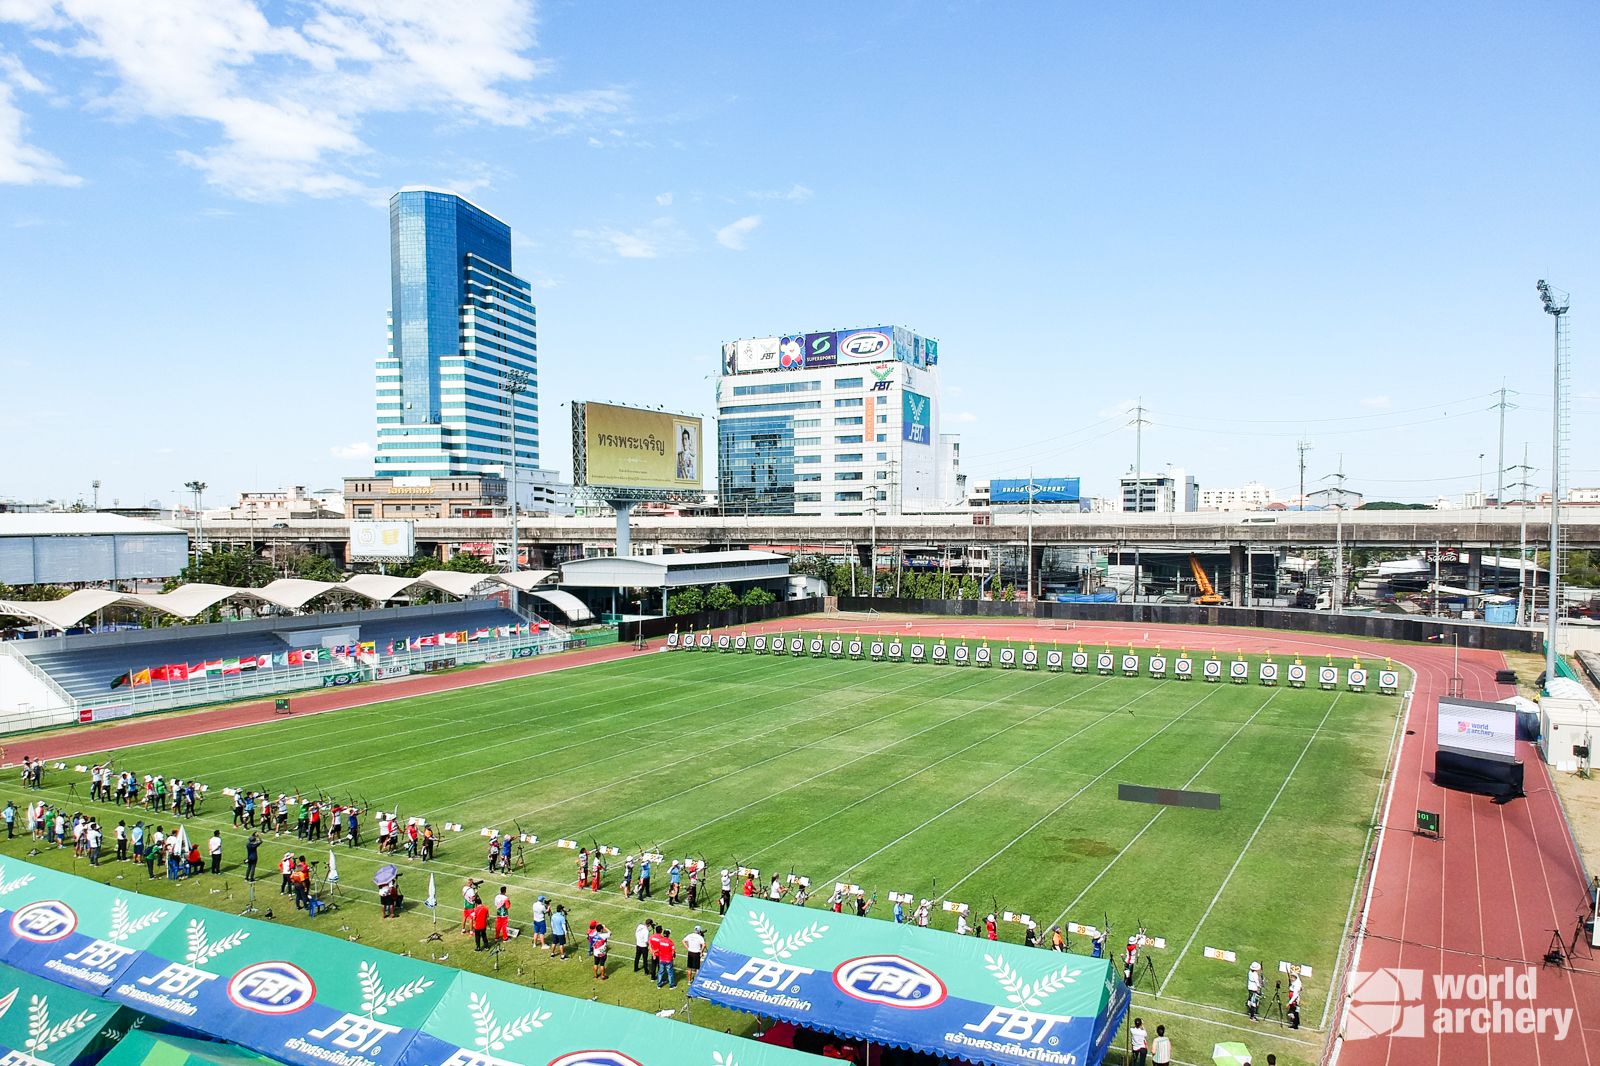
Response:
406,637,420,651
418,634,437,648
187,662,209,679
237,656,259,672
440,632,458,646
110,672,131,690
166,664,190,682
271,652,289,667
495,625,511,639
221,659,241,676
359,641,378,665
315,648,331,662
151,665,170,682
457,630,470,644
205,659,222,676
287,650,304,666
384,641,395,656
130,668,152,688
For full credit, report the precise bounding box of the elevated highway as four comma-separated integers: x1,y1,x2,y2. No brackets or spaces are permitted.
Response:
202,507,1595,557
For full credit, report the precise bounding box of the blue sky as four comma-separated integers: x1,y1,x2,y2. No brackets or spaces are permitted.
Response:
2,1,1595,509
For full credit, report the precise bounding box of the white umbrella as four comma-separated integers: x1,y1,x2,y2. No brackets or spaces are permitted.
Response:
327,850,339,884
426,873,436,908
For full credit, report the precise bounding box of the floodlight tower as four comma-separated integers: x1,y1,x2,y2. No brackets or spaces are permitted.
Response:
183,480,207,566
1537,279,1570,692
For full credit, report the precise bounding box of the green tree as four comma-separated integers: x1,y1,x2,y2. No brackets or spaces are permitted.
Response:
741,587,776,607
998,583,1018,602
286,552,342,582
705,584,739,610
166,547,273,590
1357,501,1434,510
669,586,707,616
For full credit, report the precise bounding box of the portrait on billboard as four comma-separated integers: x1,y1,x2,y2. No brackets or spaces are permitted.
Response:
675,419,699,481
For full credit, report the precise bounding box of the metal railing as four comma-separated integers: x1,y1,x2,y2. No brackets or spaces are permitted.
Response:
62,631,580,726
0,643,81,732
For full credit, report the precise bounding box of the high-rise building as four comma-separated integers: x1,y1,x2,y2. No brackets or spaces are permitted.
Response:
715,327,959,515
375,187,565,509
1120,466,1198,513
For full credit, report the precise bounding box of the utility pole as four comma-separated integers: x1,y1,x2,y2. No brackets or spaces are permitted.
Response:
502,369,530,572
1538,280,1570,692
1490,384,1517,509
1296,440,1312,510
1320,458,1348,613
1026,468,1035,602
1509,444,1534,625
91,479,100,512
1130,401,1150,600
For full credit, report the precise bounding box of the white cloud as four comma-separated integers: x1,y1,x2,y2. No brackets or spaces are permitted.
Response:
1360,394,1392,410
750,183,812,202
573,217,690,260
715,213,761,251
0,55,80,186
0,1,626,200
330,441,373,460
655,191,672,206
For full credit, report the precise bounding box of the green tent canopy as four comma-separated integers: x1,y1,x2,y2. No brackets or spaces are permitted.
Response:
0,858,826,1066
0,960,143,1065
692,897,1132,1066
98,1032,282,1066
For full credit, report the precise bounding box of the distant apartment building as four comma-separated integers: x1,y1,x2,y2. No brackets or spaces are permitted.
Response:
1120,467,1197,513
1197,482,1274,512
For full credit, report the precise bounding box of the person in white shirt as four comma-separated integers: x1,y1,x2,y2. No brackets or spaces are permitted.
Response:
1129,1018,1148,1066
634,920,651,973
955,912,971,936
1246,961,1264,1020
683,925,707,981
720,869,733,914
530,895,549,948
1287,969,1303,1029
1150,1024,1172,1066
208,830,223,874
767,874,784,901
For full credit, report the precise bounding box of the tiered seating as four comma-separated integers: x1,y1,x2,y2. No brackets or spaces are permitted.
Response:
24,606,529,705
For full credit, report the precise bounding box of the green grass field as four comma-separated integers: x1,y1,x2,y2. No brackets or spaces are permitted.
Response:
1,640,1406,1066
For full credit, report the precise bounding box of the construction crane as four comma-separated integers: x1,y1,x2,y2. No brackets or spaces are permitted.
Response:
1189,554,1224,606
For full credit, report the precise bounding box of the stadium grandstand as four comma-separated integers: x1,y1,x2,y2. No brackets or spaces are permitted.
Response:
0,569,598,734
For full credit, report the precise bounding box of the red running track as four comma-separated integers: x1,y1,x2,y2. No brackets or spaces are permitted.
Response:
13,614,1598,1063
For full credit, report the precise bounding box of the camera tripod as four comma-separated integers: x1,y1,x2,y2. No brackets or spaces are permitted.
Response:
240,879,259,916
1265,982,1286,1027
1125,954,1160,996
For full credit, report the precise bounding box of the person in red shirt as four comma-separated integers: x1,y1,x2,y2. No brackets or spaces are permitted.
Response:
590,854,604,893
648,927,665,980
742,873,755,897
984,913,998,941
472,900,490,951
654,928,677,988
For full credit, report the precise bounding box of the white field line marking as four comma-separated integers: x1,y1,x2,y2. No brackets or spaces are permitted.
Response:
1047,687,1287,931
1159,693,1343,995
818,681,1168,884
680,675,1123,859
571,669,1023,836
937,682,1232,900
189,652,791,780
337,657,902,801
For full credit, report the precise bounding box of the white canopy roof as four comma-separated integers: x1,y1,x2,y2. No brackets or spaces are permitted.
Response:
529,589,594,622
0,568,563,630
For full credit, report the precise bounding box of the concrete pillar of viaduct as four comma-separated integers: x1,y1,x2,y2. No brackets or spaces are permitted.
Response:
1230,544,1246,607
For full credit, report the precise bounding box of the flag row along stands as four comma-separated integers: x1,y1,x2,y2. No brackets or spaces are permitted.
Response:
663,630,1402,694
0,858,824,1066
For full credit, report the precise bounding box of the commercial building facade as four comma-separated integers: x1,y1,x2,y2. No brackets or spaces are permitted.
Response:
716,327,958,515
375,188,565,510
1197,482,1274,512
1119,467,1198,513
